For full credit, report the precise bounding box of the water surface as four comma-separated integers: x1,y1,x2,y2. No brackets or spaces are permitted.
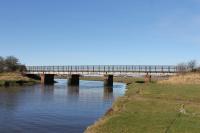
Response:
0,79,126,133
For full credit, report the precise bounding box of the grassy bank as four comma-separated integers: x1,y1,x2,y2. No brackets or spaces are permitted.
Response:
0,72,39,87
85,73,200,133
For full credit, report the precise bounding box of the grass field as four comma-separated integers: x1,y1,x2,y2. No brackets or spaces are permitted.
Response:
85,73,200,133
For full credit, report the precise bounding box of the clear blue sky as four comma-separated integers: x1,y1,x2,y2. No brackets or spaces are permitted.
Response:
0,0,200,65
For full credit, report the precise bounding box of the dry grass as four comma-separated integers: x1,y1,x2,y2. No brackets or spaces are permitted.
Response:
0,72,30,81
159,73,200,85
0,72,39,86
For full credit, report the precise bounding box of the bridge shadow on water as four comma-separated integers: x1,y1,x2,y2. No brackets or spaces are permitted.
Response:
40,84,55,94
103,86,113,100
67,85,79,96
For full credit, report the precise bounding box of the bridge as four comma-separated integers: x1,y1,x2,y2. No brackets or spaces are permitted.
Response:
25,65,177,86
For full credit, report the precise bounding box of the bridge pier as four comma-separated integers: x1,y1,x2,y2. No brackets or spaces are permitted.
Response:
68,74,80,86
40,74,55,84
104,75,113,87
145,73,151,83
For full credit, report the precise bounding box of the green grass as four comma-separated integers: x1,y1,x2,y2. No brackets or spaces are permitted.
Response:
85,82,200,133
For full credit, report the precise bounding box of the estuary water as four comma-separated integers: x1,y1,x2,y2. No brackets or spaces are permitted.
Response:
0,79,126,133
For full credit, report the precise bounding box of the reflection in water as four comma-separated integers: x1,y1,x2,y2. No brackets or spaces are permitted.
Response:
68,85,79,96
0,80,125,133
104,87,113,100
40,84,55,95
0,87,20,111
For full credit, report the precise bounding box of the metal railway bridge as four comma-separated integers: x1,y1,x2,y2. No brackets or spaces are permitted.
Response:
26,65,177,74
25,65,177,86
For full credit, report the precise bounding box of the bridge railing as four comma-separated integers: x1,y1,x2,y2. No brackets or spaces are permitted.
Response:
26,65,177,73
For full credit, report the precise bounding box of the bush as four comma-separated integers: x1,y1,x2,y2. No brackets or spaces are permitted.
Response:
18,65,27,72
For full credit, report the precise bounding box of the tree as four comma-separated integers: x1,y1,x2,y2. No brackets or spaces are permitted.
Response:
18,64,26,72
0,56,4,72
4,56,19,72
188,60,197,71
0,56,26,73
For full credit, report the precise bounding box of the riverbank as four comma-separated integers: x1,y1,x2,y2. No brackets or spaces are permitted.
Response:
85,73,200,133
0,72,39,87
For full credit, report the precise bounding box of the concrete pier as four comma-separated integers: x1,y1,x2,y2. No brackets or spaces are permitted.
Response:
40,74,55,84
145,73,151,83
68,74,80,86
104,75,113,87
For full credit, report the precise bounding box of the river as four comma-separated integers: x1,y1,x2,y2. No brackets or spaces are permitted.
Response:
0,79,126,133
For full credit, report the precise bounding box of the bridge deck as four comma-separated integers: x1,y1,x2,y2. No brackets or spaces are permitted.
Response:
26,65,177,74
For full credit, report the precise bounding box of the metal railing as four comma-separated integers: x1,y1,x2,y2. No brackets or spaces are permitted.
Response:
26,65,177,73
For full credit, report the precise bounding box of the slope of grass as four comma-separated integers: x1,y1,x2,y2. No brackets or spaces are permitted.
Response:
85,74,200,133
0,72,38,86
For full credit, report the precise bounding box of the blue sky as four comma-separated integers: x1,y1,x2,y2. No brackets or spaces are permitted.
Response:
0,0,200,65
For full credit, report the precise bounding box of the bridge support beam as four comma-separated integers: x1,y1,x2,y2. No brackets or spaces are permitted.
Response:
40,74,55,84
104,75,113,87
145,73,151,83
68,74,80,86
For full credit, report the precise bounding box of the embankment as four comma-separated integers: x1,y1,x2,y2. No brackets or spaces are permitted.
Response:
0,72,39,87
85,73,200,133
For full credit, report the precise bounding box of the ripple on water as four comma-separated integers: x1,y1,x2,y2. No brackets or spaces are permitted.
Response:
0,80,126,133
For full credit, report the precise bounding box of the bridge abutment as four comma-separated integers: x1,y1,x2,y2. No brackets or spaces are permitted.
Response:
68,74,80,86
40,74,55,84
145,73,152,83
104,75,113,87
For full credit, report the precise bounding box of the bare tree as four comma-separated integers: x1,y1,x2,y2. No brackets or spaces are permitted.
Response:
188,60,197,71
